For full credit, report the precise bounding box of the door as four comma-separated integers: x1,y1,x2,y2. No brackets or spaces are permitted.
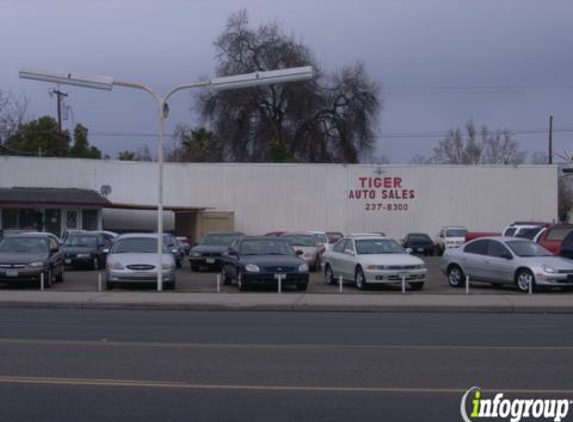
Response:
339,239,358,280
328,239,347,279
483,240,514,284
460,239,489,281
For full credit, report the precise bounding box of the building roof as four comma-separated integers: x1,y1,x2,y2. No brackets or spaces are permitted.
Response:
0,187,111,207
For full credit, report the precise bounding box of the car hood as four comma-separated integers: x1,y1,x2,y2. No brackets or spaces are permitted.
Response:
241,254,305,266
289,246,317,255
191,245,229,254
356,254,425,266
0,252,49,264
63,246,96,254
521,256,573,270
108,253,173,266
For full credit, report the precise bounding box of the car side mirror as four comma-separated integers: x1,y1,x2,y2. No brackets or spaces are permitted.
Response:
296,250,304,256
501,253,513,260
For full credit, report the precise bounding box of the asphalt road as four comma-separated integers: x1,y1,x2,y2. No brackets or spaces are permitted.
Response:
3,255,571,295
1,309,572,422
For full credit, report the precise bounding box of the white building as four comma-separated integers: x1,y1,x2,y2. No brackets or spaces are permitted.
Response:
0,156,558,241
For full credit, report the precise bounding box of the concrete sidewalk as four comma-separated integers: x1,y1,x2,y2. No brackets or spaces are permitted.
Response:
0,290,572,313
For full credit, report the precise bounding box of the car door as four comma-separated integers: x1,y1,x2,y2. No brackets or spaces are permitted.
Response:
483,240,514,283
460,239,489,281
339,239,358,280
224,241,241,280
327,239,347,278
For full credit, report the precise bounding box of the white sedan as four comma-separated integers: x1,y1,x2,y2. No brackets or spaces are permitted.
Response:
322,235,427,290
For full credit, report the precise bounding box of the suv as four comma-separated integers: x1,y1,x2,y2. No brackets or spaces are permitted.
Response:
501,222,549,238
435,226,468,255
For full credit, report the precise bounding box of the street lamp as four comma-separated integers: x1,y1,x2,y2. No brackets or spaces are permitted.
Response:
20,65,314,291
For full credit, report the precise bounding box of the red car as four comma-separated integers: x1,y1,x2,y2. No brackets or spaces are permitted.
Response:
535,224,573,255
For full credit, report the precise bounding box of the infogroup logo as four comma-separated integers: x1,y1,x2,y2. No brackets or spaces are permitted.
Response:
461,387,571,422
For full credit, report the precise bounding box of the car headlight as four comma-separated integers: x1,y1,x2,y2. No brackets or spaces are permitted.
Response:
541,264,555,273
298,263,309,272
28,261,45,268
245,263,260,273
162,262,174,269
76,253,91,258
108,262,124,270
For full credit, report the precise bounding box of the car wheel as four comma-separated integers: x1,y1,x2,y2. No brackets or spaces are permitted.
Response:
447,265,465,288
106,280,114,290
297,282,308,291
223,267,233,285
176,259,182,269
164,279,176,291
42,269,53,289
409,282,424,291
325,264,335,285
237,275,248,291
516,269,535,293
355,267,367,290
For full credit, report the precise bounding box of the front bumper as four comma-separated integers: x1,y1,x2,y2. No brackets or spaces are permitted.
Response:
189,256,222,267
64,255,93,266
363,268,427,285
534,272,573,287
241,272,309,286
106,269,175,283
0,267,46,282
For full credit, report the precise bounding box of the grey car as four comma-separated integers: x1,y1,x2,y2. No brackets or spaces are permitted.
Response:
0,234,65,287
440,236,573,292
105,233,176,290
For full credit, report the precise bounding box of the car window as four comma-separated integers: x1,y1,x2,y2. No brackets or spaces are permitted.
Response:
546,227,573,241
333,239,347,253
464,239,488,255
112,238,167,254
487,240,511,258
445,228,467,237
64,235,98,248
355,239,404,254
240,239,294,255
344,239,355,253
507,241,553,257
515,227,544,240
503,228,516,237
0,237,49,253
203,234,240,246
281,235,317,247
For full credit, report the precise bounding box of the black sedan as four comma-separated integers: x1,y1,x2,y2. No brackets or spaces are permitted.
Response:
221,236,309,291
402,233,436,256
189,232,244,271
62,232,112,270
0,234,64,287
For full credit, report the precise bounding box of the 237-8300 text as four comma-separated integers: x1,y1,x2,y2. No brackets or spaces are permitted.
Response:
364,203,409,211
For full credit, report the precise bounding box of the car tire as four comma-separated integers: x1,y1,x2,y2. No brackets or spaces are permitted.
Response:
297,282,308,291
409,282,424,291
223,268,233,286
164,279,176,291
355,267,367,290
56,264,64,283
176,259,182,269
447,265,465,288
106,281,114,290
325,264,335,285
516,269,536,293
42,269,53,289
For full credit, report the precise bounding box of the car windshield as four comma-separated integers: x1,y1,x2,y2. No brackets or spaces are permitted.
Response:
64,235,97,248
0,237,49,253
408,234,431,242
240,240,294,256
506,240,553,257
355,239,405,255
445,229,467,237
203,234,240,246
313,233,329,244
281,235,316,247
112,238,167,254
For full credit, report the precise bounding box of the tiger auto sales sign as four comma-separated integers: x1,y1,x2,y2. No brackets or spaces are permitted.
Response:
347,176,416,212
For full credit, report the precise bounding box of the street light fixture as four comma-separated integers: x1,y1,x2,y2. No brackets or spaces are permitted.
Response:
19,65,314,291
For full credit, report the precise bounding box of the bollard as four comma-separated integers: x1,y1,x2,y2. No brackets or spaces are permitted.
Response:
98,273,102,293
275,274,284,293
339,275,343,293
465,275,470,295
40,272,44,291
401,274,406,294
216,274,221,293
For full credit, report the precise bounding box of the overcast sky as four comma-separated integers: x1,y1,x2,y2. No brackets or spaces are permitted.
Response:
2,0,573,163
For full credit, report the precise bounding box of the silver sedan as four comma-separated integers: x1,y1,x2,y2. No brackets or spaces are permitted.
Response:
440,236,573,292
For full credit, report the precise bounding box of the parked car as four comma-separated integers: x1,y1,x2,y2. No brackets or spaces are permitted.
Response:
0,234,65,287
221,236,309,291
401,233,435,256
176,236,192,255
280,232,325,271
534,224,573,255
326,231,344,244
189,231,244,271
464,231,501,242
309,230,334,251
501,222,549,238
105,233,176,290
162,233,185,268
440,236,573,292
322,235,427,291
558,230,573,261
62,232,113,270
435,226,468,255
264,231,287,237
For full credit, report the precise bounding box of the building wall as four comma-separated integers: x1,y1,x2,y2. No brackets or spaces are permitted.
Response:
0,156,558,239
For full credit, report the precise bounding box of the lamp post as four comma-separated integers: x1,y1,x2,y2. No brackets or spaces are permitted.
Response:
20,66,314,291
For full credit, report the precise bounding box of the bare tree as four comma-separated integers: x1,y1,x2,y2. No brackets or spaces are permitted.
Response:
0,91,27,146
416,121,527,165
198,10,381,163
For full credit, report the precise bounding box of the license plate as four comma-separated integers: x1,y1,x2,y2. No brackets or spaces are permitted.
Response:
65,259,72,264
6,269,18,277
274,273,286,280
417,248,424,252
206,258,215,264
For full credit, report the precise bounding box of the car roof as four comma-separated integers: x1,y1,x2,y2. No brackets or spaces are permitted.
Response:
205,231,243,236
469,236,530,242
240,236,289,242
117,233,161,240
281,231,314,236
348,235,389,241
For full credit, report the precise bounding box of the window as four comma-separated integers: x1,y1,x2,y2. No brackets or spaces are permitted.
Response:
487,241,511,258
546,227,573,241
333,239,347,253
66,211,77,229
504,228,516,237
464,239,488,255
82,210,98,231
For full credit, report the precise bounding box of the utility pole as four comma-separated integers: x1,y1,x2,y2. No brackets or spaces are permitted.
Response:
549,115,553,165
51,88,68,133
